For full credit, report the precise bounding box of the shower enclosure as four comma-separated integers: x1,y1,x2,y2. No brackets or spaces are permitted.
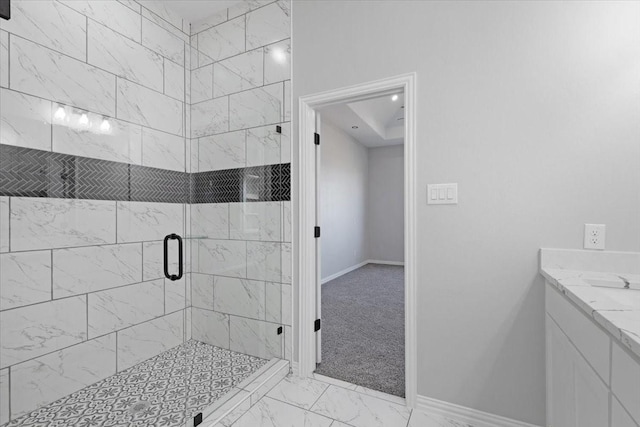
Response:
0,0,292,425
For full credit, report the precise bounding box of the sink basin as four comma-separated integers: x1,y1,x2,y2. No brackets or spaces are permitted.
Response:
584,278,640,291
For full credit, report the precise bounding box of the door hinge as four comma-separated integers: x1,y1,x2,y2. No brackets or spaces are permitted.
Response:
314,226,321,238
0,0,10,20
314,132,320,145
314,319,321,332
194,412,203,426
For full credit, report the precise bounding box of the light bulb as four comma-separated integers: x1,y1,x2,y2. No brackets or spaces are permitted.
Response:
54,106,66,120
78,113,89,127
271,47,287,64
100,118,111,132
391,94,399,102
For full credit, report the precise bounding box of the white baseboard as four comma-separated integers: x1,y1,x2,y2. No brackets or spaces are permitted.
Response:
416,395,541,427
367,259,404,266
321,259,405,284
321,260,369,284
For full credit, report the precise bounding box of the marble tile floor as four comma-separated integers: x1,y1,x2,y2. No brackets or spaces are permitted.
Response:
211,374,475,427
5,340,268,427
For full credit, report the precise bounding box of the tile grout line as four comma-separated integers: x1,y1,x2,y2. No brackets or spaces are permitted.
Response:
50,250,54,300
7,197,10,253
85,293,89,341
0,144,289,205
5,28,288,139
3,3,293,422
115,330,119,373
3,84,187,141
308,381,331,411
6,366,11,421
11,30,181,105
1,276,170,315
8,31,11,88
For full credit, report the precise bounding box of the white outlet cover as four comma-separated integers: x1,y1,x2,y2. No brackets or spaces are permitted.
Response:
584,224,606,250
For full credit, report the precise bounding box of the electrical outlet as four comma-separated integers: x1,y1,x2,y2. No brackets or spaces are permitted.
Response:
584,224,606,250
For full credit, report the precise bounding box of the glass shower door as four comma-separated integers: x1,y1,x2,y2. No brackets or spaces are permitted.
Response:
186,1,292,418
0,0,191,422
0,96,190,427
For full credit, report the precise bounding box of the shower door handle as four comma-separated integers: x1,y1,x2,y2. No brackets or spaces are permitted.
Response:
163,233,183,281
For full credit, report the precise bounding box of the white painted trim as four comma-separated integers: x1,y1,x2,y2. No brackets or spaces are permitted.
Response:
415,395,542,427
320,260,369,284
367,259,405,266
297,72,418,408
320,259,405,284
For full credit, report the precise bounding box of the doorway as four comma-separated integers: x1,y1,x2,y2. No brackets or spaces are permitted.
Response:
314,94,405,396
297,73,417,407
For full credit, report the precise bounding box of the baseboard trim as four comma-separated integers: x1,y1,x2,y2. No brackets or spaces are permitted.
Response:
320,260,369,284
415,395,541,427
321,259,406,284
367,259,405,266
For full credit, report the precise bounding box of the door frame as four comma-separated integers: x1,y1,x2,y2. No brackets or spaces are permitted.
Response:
297,73,417,407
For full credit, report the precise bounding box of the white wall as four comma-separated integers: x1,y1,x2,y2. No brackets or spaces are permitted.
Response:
368,145,404,263
292,1,640,425
320,120,369,279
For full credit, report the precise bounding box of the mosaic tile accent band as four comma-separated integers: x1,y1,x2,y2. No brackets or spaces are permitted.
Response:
190,163,291,204
0,144,290,203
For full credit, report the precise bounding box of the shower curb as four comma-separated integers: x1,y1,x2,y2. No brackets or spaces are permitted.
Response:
194,358,291,427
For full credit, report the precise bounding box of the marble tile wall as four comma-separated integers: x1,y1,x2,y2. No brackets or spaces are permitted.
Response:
0,0,191,423
188,0,292,364
0,0,292,423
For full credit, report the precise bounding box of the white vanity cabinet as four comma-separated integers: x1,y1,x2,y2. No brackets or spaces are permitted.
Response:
545,283,640,427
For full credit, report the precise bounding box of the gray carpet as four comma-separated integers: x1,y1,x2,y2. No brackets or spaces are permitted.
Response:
315,263,405,397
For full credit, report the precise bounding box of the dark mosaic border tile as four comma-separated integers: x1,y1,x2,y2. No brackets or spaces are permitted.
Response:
190,163,291,204
0,144,290,203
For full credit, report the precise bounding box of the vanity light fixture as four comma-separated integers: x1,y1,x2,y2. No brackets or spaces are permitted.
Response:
54,105,66,121
78,113,89,127
100,117,111,132
391,94,399,101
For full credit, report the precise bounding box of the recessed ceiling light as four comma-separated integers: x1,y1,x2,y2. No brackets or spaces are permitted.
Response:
352,125,359,129
391,94,399,102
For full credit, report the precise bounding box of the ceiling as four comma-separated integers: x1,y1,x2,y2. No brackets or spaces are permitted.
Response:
319,93,405,147
162,0,240,23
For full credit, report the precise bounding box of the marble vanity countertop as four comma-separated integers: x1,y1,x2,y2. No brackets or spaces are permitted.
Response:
541,267,640,359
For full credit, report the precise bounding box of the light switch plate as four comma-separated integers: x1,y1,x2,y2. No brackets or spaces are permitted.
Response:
427,183,458,204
